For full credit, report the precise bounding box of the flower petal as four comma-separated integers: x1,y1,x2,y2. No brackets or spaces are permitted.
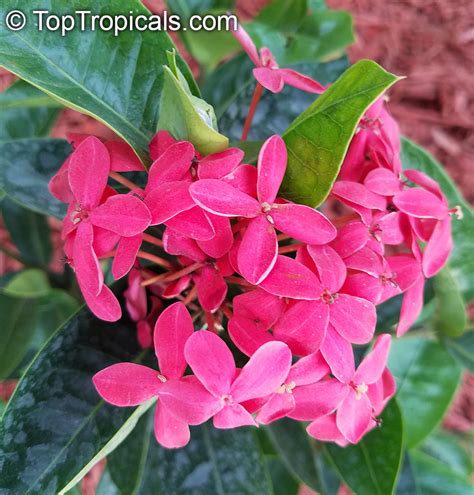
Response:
259,255,322,300
403,169,445,201
154,302,194,380
256,392,295,425
288,352,330,386
422,217,452,277
278,69,326,93
253,67,285,93
145,181,194,225
331,221,369,258
228,316,275,357
257,135,287,204
320,326,355,383
233,289,285,330
74,222,103,296
232,24,261,66
238,215,278,285
364,168,402,195
336,391,373,444
194,264,228,313
165,207,215,241
307,414,348,446
93,363,161,406
354,334,391,385
393,188,448,219
90,195,151,236
330,294,376,344
154,401,190,449
307,244,346,292
49,158,74,203
105,141,144,172
332,181,386,210
185,331,236,397
231,341,292,403
163,228,207,261
68,136,110,209
397,276,424,336
197,214,234,259
271,204,336,244
149,130,177,161
190,179,260,218
112,234,142,280
81,283,122,322
213,403,257,429
273,301,328,356
198,148,244,179
222,164,258,197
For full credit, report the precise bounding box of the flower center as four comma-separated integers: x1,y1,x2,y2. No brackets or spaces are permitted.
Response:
369,223,383,242
221,394,234,405
380,271,398,288
71,205,90,224
449,205,463,220
157,374,167,383
321,288,337,304
261,202,275,224
360,116,382,133
276,381,296,394
353,382,368,400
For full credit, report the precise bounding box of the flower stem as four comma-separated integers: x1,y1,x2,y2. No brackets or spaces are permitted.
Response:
220,303,233,320
278,243,302,254
137,250,175,270
183,285,198,305
141,261,202,287
205,312,218,334
142,233,163,248
241,82,264,141
109,172,140,191
226,276,253,287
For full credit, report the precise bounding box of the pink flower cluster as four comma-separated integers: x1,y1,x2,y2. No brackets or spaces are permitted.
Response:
49,24,458,448
48,99,458,449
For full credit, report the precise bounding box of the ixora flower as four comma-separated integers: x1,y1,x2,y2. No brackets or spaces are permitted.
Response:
190,135,336,284
232,24,326,94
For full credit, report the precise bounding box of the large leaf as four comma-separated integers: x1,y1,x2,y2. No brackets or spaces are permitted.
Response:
0,80,60,142
388,337,462,448
0,299,151,494
325,399,403,495
442,330,474,372
400,137,474,300
432,267,467,337
204,55,349,140
1,197,52,267
106,411,273,494
0,138,70,218
0,0,197,162
281,60,400,206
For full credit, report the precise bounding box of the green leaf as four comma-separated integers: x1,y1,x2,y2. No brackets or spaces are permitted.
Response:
421,431,473,478
442,330,474,372
267,458,299,495
0,80,60,142
407,451,472,495
266,419,323,492
106,411,273,494
281,60,400,206
0,0,197,162
325,399,403,495
204,55,349,140
158,55,229,155
388,337,462,448
3,269,50,298
400,137,474,300
0,138,70,218
432,267,467,337
1,198,52,266
0,301,151,494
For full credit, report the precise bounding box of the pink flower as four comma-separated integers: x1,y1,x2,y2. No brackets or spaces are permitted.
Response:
190,135,336,284
159,331,292,429
232,24,326,94
313,334,393,444
93,302,194,448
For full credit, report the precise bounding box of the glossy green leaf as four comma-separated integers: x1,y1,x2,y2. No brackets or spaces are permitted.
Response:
0,80,60,142
421,431,473,478
281,60,400,206
432,267,467,337
0,0,197,162
408,451,472,495
442,330,474,372
204,55,349,141
0,138,70,218
3,269,50,298
267,458,299,495
266,418,323,492
0,301,151,494
1,197,52,267
106,411,273,495
401,137,474,300
158,54,228,155
325,399,403,495
388,337,462,448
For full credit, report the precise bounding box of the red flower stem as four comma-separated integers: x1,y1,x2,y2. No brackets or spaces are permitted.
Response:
220,304,233,320
141,262,202,287
241,82,264,141
109,172,140,191
226,276,253,287
205,312,218,334
278,243,302,254
183,286,198,305
142,233,163,248
277,233,291,242
136,250,175,270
